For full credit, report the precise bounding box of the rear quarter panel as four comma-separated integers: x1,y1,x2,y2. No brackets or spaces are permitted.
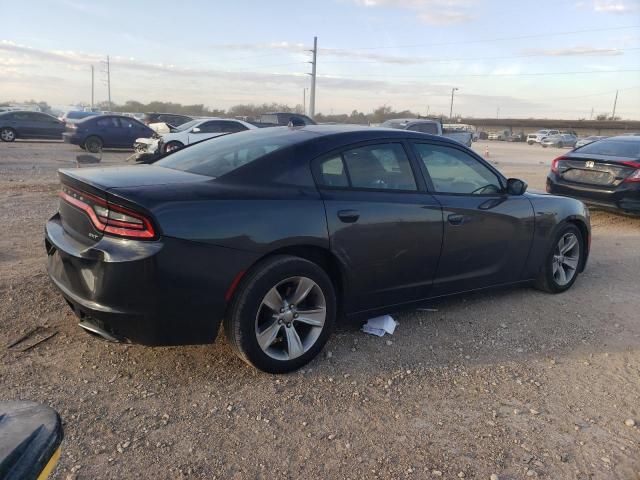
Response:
522,192,591,278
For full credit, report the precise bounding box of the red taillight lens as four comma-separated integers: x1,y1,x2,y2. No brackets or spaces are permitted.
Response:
550,156,567,174
60,186,155,239
624,169,640,183
622,161,640,183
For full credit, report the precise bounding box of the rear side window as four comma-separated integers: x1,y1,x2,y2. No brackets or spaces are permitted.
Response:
156,128,302,179
317,143,417,191
575,139,640,158
96,117,118,127
408,123,439,135
318,156,349,187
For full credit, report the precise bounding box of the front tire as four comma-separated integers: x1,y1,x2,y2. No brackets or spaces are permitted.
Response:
1,127,16,142
224,255,336,373
534,224,583,293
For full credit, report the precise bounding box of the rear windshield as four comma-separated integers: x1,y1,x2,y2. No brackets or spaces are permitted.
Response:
575,139,640,159
155,127,303,178
67,111,96,119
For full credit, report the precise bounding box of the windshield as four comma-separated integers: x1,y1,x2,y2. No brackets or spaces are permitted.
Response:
173,119,201,132
156,127,304,178
575,139,640,159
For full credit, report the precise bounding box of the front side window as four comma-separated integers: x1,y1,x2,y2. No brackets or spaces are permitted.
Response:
414,143,502,195
342,143,417,191
198,121,222,133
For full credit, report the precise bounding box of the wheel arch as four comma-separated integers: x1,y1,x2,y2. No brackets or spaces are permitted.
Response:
226,244,349,319
565,217,590,272
83,134,103,146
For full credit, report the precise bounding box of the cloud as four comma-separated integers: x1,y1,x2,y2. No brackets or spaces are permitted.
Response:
521,46,626,56
589,0,639,13
348,0,475,25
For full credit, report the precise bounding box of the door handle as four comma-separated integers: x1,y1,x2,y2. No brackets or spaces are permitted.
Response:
448,213,465,225
337,209,360,223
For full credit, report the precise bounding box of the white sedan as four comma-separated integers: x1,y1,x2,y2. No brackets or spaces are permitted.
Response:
158,118,258,154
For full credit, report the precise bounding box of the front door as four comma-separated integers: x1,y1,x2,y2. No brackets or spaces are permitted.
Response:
411,141,534,295
315,141,443,313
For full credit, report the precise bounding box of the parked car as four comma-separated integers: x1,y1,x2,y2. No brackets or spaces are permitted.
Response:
574,136,608,149
45,125,590,373
256,112,316,127
541,133,578,148
60,110,100,126
488,130,510,141
0,111,65,142
381,118,473,147
157,118,258,154
507,132,526,142
62,115,155,152
547,136,640,215
141,113,193,127
527,129,560,145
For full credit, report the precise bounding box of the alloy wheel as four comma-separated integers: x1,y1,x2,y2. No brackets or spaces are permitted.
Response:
552,232,580,286
255,276,326,361
1,129,15,141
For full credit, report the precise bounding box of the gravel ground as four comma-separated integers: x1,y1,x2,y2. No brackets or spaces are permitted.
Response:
1,140,639,480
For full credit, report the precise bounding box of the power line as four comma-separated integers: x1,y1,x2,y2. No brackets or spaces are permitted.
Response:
318,69,640,79
342,25,640,51
319,47,640,66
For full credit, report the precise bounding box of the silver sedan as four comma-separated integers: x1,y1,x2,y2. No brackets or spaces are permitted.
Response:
541,134,577,148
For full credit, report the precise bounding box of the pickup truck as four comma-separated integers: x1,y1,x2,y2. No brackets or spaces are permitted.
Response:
381,118,474,147
527,129,559,145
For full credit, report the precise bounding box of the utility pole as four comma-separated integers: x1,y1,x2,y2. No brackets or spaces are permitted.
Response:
611,89,618,120
496,107,500,119
589,107,594,120
308,36,317,118
449,87,458,120
91,65,94,110
101,55,112,111
303,88,307,115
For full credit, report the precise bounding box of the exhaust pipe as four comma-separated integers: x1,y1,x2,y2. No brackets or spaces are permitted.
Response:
78,321,121,342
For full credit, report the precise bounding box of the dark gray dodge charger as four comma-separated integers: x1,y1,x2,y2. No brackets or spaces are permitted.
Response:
45,125,591,373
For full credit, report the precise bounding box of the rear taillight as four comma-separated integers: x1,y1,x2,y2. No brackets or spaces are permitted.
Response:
60,186,155,239
624,169,640,183
551,156,567,174
622,161,640,183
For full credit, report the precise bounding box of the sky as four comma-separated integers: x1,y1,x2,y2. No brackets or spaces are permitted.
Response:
1,0,639,119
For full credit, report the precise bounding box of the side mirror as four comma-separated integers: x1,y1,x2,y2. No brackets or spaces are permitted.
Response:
507,178,527,195
191,127,201,133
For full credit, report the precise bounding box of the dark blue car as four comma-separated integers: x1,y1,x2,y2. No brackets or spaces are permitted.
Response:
0,111,66,142
63,115,155,152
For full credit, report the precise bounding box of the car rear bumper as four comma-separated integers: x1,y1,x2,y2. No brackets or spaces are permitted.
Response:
547,174,640,215
62,133,82,145
45,212,260,345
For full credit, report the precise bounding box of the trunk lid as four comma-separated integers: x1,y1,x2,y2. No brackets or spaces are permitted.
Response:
558,154,638,188
57,165,210,244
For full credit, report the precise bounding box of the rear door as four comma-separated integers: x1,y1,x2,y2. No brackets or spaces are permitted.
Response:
411,140,534,295
32,113,64,138
314,141,443,313
118,117,147,146
94,117,121,146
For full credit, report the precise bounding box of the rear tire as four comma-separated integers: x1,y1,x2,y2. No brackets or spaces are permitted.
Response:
1,127,16,142
534,224,583,294
84,136,103,153
224,255,336,373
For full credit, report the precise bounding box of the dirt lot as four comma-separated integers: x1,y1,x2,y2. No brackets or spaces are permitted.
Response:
1,140,639,480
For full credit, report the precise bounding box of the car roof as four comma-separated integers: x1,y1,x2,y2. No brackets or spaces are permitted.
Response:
603,135,640,142
239,124,460,147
